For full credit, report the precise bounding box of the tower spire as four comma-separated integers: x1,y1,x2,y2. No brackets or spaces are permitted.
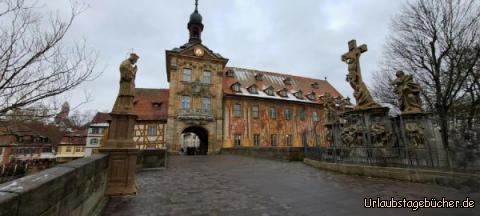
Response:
188,0,203,44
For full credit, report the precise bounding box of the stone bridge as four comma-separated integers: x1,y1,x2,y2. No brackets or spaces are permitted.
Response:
103,155,478,216
0,154,478,216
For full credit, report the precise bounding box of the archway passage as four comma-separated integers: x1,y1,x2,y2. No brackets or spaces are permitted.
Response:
181,126,208,155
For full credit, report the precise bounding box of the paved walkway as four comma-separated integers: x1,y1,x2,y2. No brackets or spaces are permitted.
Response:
103,155,478,216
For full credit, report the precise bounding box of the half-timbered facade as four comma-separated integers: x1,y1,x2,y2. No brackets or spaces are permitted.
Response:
133,88,169,149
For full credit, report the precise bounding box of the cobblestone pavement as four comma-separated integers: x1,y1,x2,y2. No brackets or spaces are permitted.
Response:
103,155,479,216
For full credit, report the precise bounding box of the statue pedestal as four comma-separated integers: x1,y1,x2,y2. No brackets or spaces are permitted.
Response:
341,107,391,147
391,112,444,167
99,148,138,195
99,112,138,196
338,107,393,164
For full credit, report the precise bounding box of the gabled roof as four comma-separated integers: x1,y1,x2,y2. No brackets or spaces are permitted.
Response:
165,43,229,82
134,88,169,121
170,42,225,59
90,112,110,124
223,67,342,104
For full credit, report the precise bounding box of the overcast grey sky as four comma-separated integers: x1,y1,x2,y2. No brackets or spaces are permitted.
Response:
46,0,407,113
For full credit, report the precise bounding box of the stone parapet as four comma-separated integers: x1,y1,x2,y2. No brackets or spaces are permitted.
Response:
304,158,480,192
0,154,109,216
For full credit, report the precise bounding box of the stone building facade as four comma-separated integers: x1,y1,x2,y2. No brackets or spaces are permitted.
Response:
131,4,343,155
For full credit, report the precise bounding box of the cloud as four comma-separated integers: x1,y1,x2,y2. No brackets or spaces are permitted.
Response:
43,0,407,112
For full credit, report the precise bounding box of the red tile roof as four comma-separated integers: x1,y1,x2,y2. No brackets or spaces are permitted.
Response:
90,112,111,124
223,67,342,104
134,88,169,121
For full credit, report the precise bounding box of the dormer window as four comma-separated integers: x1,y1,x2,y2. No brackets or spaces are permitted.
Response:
277,88,288,98
264,86,274,96
283,77,292,85
152,102,162,109
311,82,320,89
255,73,264,81
294,91,304,99
247,85,258,94
226,69,234,77
231,82,241,92
307,92,317,101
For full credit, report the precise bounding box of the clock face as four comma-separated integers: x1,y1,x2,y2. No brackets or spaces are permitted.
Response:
194,48,204,57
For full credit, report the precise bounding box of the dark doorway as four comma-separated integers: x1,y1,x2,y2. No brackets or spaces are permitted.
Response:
181,126,208,155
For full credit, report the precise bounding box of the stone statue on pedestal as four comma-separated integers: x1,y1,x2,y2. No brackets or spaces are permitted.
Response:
390,70,423,113
112,53,139,114
341,40,379,109
100,53,140,196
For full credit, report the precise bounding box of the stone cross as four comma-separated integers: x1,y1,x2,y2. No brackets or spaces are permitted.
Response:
341,40,367,81
341,39,379,109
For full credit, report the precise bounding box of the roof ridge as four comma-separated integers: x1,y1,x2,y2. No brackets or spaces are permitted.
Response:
136,88,169,91
226,66,328,82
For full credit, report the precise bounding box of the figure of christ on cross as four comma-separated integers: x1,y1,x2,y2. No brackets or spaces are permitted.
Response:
341,40,379,109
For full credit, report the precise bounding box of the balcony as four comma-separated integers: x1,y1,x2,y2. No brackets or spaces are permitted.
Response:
177,109,214,125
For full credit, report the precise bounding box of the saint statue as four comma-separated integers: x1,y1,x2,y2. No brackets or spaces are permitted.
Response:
112,53,139,114
323,92,337,123
341,40,379,109
390,70,423,113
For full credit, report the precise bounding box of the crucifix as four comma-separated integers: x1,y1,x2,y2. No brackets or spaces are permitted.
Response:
341,39,379,109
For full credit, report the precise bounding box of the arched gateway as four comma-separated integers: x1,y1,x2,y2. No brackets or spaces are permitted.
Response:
181,126,208,155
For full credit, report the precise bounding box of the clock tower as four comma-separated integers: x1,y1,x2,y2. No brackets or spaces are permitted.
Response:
164,0,228,154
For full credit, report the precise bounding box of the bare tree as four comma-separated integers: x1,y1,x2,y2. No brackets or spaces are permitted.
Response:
371,69,398,107
0,0,99,117
373,0,480,150
68,109,95,129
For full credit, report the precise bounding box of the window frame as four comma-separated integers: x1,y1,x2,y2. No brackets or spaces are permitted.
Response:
264,87,274,96
299,108,305,120
202,70,211,84
232,83,241,92
251,105,259,119
181,95,191,111
312,111,319,122
91,127,100,134
271,134,278,146
233,103,242,117
183,68,192,82
202,97,211,112
269,106,277,119
248,85,258,94
284,108,292,120
286,134,293,146
90,138,98,145
147,125,157,136
253,134,260,146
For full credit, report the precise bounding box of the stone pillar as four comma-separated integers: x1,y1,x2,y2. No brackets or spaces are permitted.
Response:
99,113,138,196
